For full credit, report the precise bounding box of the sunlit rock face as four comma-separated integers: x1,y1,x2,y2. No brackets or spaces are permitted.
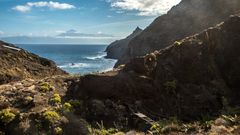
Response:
0,40,67,84
115,0,240,66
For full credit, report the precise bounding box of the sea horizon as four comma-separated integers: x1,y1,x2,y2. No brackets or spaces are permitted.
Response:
16,43,108,46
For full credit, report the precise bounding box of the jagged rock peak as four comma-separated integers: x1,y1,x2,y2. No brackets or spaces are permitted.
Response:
133,27,142,34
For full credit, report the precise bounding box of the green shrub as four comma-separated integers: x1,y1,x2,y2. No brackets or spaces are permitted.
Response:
150,123,161,134
54,127,63,135
40,82,54,92
89,121,122,135
149,117,180,134
0,108,16,124
43,111,60,124
63,102,72,112
50,94,61,104
68,100,82,107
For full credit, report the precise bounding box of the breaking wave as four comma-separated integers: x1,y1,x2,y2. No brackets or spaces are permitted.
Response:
85,53,106,60
58,63,90,69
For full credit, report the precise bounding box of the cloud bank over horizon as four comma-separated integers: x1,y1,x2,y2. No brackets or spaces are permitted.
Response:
57,29,115,38
0,29,119,44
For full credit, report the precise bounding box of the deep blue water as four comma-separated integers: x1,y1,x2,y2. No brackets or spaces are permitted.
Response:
17,44,117,74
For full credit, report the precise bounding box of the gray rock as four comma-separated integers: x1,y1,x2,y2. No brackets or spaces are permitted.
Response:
105,27,142,60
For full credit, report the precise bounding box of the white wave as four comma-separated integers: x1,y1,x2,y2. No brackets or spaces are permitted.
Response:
85,53,106,60
100,67,114,72
58,63,89,69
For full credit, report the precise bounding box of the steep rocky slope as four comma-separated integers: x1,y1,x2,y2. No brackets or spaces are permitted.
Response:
0,41,67,84
69,14,240,123
105,27,142,59
115,0,240,66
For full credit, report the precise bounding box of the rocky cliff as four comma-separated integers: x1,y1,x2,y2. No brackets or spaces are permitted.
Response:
0,41,67,84
115,0,240,66
105,27,142,59
70,14,240,120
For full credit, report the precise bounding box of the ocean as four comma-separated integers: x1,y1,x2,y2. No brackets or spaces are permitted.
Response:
17,44,117,74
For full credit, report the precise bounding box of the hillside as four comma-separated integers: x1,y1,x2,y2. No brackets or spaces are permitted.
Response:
105,27,142,59
70,13,240,120
68,14,240,134
0,41,67,84
115,0,240,66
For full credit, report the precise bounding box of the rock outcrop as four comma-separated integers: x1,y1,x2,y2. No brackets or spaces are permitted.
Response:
0,40,67,84
69,14,240,121
105,27,142,60
115,0,240,66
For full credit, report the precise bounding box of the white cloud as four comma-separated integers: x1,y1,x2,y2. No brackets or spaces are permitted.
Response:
12,5,31,12
55,30,66,33
0,31,4,35
13,1,75,12
107,0,181,16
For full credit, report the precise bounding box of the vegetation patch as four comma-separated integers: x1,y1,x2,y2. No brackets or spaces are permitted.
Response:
63,102,72,112
43,111,60,124
50,94,61,104
68,100,82,108
0,108,16,124
54,127,63,135
89,122,124,135
40,82,54,92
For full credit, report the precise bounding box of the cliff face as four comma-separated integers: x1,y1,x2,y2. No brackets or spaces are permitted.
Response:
105,27,142,59
116,0,240,66
0,41,67,84
69,14,240,121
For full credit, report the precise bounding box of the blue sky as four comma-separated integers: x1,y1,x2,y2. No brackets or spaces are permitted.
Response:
0,0,181,44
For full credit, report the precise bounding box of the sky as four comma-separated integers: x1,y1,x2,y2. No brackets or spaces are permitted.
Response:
0,0,181,44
